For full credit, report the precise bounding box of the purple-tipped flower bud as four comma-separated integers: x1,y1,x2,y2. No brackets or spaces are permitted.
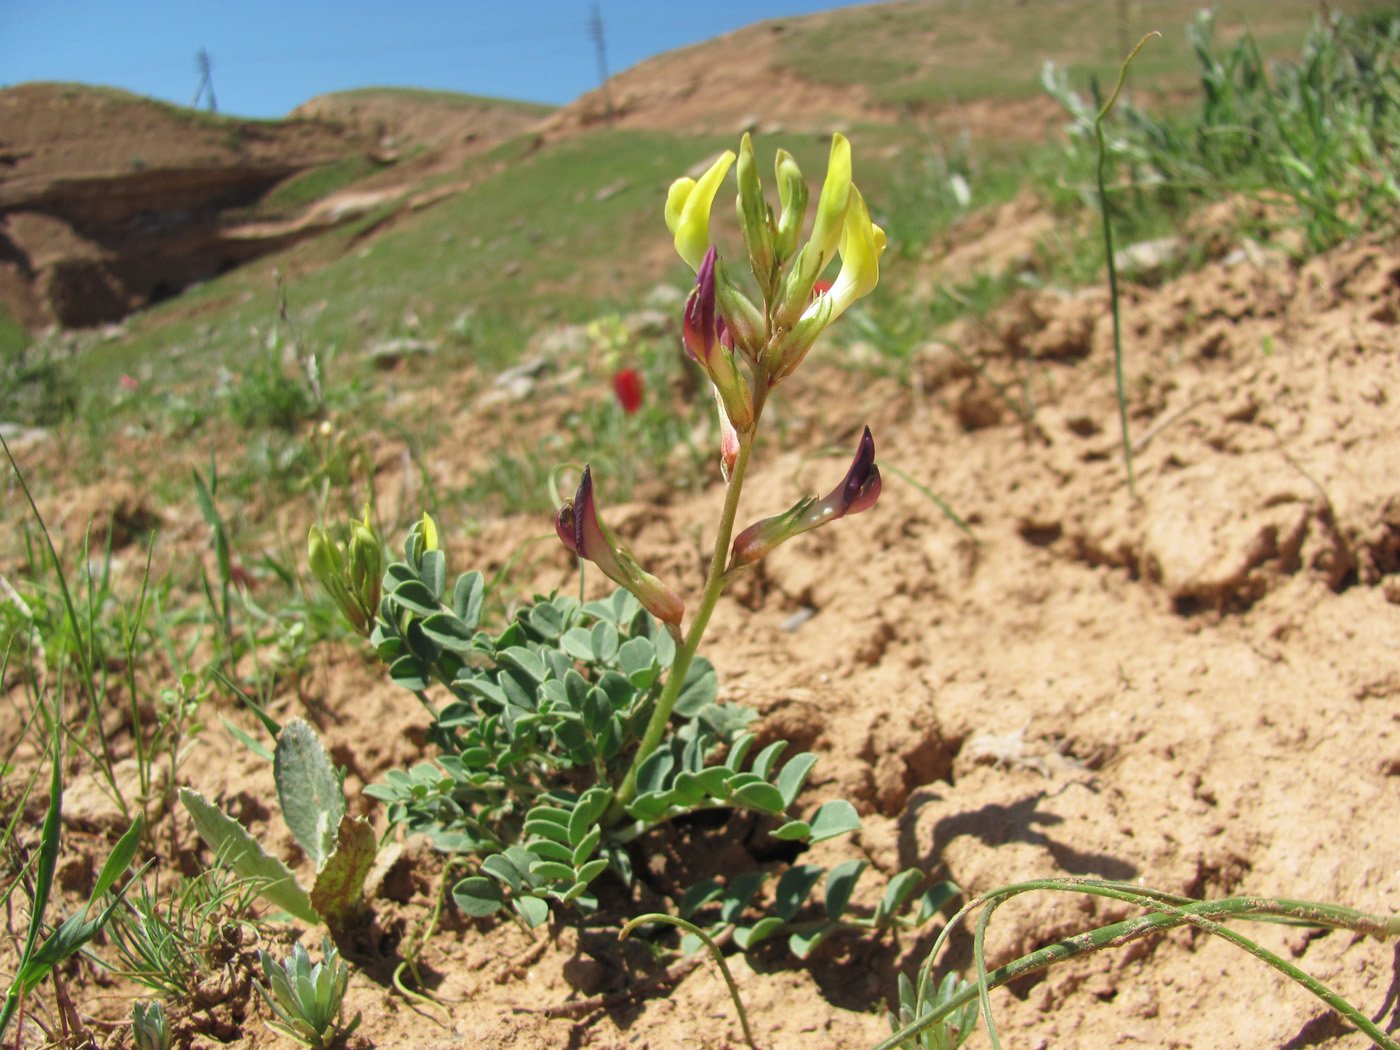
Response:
684,246,755,434
730,426,881,567
557,466,685,629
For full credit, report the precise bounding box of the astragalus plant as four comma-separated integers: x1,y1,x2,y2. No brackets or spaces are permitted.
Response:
314,133,952,957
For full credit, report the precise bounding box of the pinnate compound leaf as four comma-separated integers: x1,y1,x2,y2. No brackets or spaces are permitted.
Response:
809,799,862,843
274,719,345,870
452,876,504,917
310,816,376,923
179,787,318,924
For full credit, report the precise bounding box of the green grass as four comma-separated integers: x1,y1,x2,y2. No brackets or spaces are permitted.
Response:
772,0,1395,106
319,85,556,116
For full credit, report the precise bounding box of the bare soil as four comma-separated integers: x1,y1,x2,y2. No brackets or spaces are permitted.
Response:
4,8,1400,1050
6,221,1399,1050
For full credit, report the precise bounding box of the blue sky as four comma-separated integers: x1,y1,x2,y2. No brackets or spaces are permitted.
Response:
2,1,863,118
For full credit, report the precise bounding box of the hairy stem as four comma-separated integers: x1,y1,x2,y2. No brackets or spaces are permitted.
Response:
613,441,754,813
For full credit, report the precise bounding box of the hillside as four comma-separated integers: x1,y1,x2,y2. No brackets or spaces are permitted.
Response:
2,4,1399,1050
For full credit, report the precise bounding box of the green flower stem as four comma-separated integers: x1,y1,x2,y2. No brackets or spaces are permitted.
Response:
877,881,1400,1050
612,441,754,815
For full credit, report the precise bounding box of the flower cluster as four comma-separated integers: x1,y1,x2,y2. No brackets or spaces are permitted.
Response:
558,133,886,633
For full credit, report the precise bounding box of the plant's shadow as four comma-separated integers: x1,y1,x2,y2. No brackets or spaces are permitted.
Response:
899,788,1139,882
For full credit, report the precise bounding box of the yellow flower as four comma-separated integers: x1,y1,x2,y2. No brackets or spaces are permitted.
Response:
664,149,736,272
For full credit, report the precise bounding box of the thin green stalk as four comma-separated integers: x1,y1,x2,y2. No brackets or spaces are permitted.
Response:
614,441,754,811
1095,33,1158,499
620,914,757,1050
884,880,1400,1050
0,432,128,819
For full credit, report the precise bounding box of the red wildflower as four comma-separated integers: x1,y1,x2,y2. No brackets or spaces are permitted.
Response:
612,368,643,414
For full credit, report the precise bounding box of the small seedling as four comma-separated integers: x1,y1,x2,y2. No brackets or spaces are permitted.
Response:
254,936,360,1049
131,1000,172,1050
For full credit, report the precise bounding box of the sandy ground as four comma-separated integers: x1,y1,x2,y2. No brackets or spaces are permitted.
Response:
5,223,1399,1050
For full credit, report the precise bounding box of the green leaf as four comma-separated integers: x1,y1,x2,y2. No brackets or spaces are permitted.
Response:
617,636,657,687
774,864,824,921
500,646,547,683
917,880,962,923
525,839,573,864
775,752,819,808
626,792,671,823
771,820,811,841
720,871,767,923
809,799,862,843
788,925,835,959
568,788,612,845
221,716,274,761
179,788,318,924
635,749,675,795
573,858,608,886
528,603,564,640
875,869,923,926
591,620,620,662
274,719,345,870
731,781,786,816
420,549,447,598
725,732,756,772
733,916,785,950
673,658,718,717
750,740,788,780
824,859,868,921
514,896,550,928
91,816,145,902
481,854,524,893
310,816,377,923
571,826,602,866
389,654,430,691
452,876,504,917
390,578,440,617
453,571,485,629
420,611,476,653
560,627,595,661
679,879,723,918
523,821,572,848
528,860,575,883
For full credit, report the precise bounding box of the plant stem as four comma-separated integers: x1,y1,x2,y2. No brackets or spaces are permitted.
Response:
1096,32,1157,499
613,441,754,812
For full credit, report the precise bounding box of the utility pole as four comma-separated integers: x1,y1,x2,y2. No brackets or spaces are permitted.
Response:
588,4,614,123
191,48,217,112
